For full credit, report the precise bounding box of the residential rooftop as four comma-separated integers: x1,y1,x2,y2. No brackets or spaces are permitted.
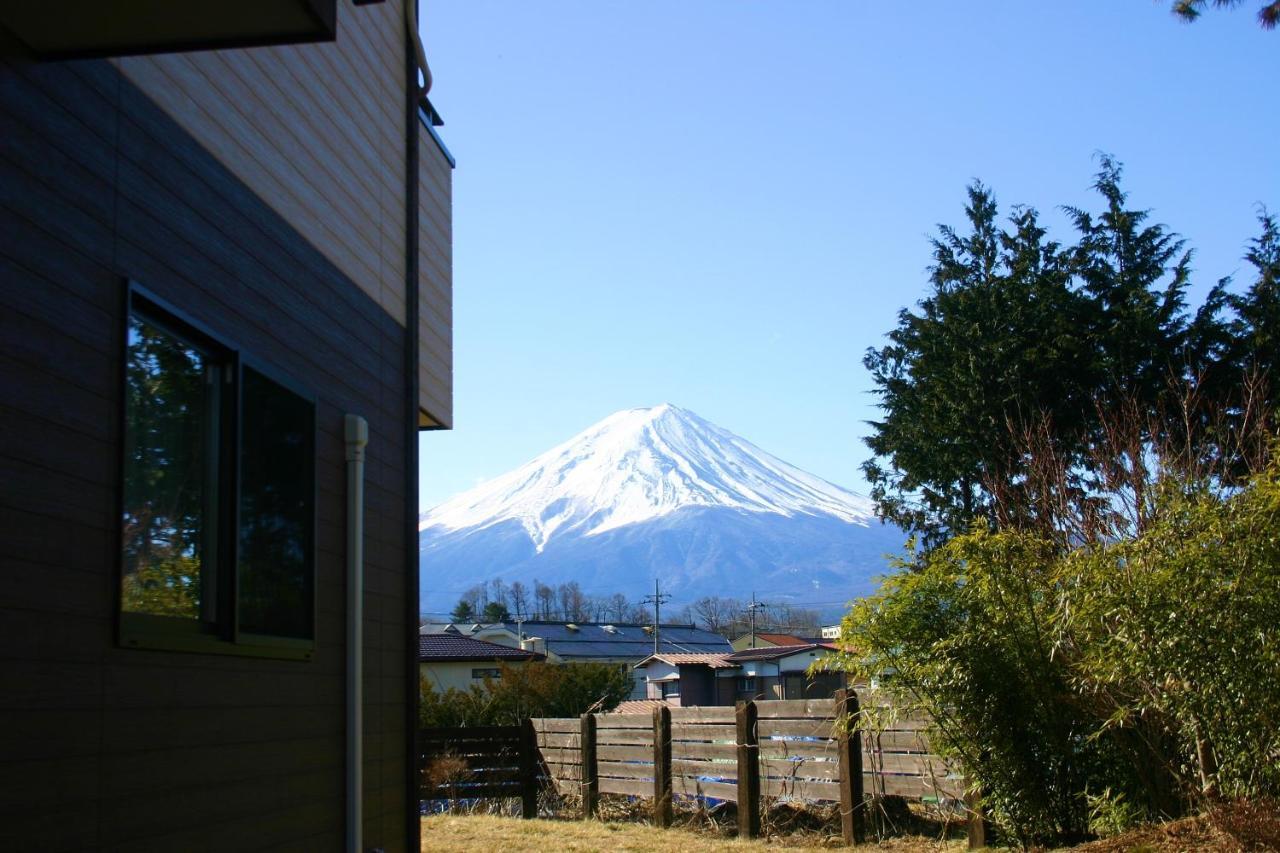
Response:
418,634,544,662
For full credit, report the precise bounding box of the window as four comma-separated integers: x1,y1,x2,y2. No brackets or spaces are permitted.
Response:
660,680,680,699
472,668,501,680
737,677,758,695
120,286,316,658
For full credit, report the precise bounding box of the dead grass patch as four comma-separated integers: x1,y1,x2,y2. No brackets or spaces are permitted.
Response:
1069,799,1280,853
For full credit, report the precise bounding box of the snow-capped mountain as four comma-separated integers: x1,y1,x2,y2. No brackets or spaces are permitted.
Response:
419,404,904,616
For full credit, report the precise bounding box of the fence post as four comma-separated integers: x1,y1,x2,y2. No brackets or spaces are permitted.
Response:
579,712,598,819
835,688,866,845
653,704,673,827
736,699,760,839
518,719,538,819
965,780,986,849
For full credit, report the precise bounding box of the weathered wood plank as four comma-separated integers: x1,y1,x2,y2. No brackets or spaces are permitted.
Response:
762,777,843,802
598,776,652,798
670,741,738,762
597,744,651,763
597,760,655,781
757,718,839,739
755,698,838,719
669,706,736,724
595,728,653,746
535,732,580,749
672,777,738,802
868,752,953,777
760,757,840,780
865,773,964,800
671,758,737,779
671,722,736,741
757,740,839,761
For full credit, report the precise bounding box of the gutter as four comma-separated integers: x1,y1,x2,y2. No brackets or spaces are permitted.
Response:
344,414,369,853
403,1,424,850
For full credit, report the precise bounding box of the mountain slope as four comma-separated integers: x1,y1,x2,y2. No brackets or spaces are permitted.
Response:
419,404,903,616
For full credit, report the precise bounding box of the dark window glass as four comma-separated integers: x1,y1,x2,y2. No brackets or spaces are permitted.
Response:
471,668,501,679
237,366,315,639
121,313,220,620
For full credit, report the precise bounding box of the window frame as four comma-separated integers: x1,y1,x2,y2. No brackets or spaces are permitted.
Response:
118,282,317,661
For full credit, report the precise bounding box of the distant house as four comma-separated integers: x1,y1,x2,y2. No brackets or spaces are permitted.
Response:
635,643,847,706
419,635,544,693
731,631,832,651
421,620,733,698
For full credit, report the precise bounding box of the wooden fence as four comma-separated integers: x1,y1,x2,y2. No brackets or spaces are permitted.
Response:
419,723,540,818
530,690,983,846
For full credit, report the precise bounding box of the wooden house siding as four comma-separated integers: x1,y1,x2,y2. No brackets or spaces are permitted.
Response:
0,30,428,850
112,0,410,328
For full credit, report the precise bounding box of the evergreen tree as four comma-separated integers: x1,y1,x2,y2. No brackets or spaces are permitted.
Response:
450,599,475,622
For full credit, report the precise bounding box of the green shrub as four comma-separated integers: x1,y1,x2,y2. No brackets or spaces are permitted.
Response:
419,660,632,728
828,460,1280,846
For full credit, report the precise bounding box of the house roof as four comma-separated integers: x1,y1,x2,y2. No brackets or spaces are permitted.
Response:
609,700,668,715
728,643,827,662
495,620,733,660
635,652,739,670
418,634,544,662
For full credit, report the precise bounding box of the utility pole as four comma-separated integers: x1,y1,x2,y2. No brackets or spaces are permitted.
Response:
747,593,765,649
643,578,671,655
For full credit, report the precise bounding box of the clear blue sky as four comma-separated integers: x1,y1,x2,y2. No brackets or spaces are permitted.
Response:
416,1,1279,511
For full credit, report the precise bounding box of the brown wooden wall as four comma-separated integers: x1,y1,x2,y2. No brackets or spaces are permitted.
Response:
0,36,423,853
418,124,454,428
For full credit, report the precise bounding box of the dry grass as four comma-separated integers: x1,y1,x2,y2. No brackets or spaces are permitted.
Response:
421,814,963,852
1068,799,1280,853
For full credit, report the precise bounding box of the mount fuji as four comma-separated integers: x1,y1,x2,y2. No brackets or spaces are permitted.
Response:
418,404,904,617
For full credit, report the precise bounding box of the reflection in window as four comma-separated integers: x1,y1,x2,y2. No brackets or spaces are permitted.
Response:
121,313,220,620
238,366,315,639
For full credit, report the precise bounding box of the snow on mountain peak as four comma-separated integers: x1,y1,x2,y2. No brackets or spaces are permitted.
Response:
419,404,877,553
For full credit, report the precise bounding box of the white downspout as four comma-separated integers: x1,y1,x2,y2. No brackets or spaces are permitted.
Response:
345,414,368,853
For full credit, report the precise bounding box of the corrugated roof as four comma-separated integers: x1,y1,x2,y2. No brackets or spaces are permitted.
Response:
505,620,732,660
637,652,739,669
728,643,826,662
609,700,668,715
418,634,543,662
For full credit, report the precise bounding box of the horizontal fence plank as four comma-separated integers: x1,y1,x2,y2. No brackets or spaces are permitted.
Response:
758,718,838,739
669,706,736,724
671,722,735,741
599,776,652,798
421,783,525,800
862,731,931,752
671,758,737,779
595,728,653,746
598,743,652,763
758,740,838,761
596,714,652,729
672,776,738,802
868,752,952,777
763,776,842,801
863,717,931,732
597,760,656,781
761,757,839,781
535,732,580,749
536,745,580,763
755,699,837,719
530,718,579,734
866,773,963,800
670,740,738,762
